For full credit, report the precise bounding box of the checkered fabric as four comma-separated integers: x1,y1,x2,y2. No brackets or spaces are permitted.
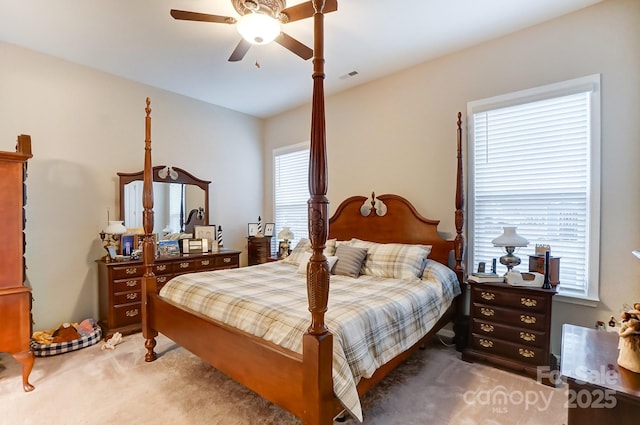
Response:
30,324,102,357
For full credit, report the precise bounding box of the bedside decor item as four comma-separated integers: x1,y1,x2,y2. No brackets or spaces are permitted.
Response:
257,216,263,235
618,304,640,373
277,226,294,259
100,220,127,262
248,223,259,237
264,222,275,237
492,226,529,273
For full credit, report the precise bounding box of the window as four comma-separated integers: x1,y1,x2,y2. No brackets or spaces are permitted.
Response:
467,74,601,303
273,142,310,253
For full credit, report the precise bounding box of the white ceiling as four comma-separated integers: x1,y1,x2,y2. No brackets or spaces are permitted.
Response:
0,0,603,118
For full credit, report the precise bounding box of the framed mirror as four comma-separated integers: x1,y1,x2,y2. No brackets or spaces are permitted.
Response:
118,166,210,236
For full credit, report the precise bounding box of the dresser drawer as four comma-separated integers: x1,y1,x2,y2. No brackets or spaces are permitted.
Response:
471,318,547,348
215,254,239,268
174,259,198,273
472,303,547,332
113,290,141,305
471,286,548,312
195,257,215,270
111,265,143,279
153,262,172,274
113,277,142,293
112,303,142,327
156,274,173,291
470,334,546,365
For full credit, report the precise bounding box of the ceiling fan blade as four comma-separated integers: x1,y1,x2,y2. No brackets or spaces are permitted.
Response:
170,9,236,24
275,32,313,60
280,0,337,23
228,39,252,62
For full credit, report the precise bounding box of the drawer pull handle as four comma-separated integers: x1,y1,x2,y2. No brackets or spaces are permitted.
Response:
520,315,536,324
520,332,536,342
180,262,189,268
521,298,537,307
126,280,137,287
223,257,231,263
126,293,138,300
157,276,167,283
201,260,210,266
480,324,494,333
125,268,137,275
125,308,139,317
481,292,495,301
156,265,167,271
480,308,495,317
479,339,494,348
519,348,535,358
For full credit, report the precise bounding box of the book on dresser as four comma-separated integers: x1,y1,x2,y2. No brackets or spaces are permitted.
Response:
467,272,504,283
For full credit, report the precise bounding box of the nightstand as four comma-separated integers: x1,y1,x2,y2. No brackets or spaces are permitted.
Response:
462,280,556,384
247,236,272,265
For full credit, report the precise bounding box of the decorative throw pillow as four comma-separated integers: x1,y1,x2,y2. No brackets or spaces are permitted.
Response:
349,239,432,281
283,238,311,265
332,245,368,278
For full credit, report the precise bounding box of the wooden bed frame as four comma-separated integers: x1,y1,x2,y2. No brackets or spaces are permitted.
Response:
140,3,465,424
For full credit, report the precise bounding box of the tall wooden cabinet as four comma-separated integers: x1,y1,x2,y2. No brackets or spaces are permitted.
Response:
0,135,35,392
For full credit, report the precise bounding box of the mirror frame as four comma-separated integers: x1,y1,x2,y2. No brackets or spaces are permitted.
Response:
118,165,210,228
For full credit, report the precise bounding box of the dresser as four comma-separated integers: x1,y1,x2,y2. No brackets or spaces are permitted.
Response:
0,135,35,392
247,236,272,265
462,280,556,383
97,249,240,337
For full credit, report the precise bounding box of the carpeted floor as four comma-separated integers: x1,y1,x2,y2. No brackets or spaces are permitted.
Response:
0,333,568,424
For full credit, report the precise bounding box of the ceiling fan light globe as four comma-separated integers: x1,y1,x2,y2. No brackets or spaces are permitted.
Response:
236,13,280,45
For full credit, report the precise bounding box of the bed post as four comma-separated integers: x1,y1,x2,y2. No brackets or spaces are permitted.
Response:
141,97,158,362
302,1,333,424
453,112,467,351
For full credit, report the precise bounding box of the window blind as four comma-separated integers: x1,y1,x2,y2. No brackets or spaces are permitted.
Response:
469,78,600,299
274,146,310,252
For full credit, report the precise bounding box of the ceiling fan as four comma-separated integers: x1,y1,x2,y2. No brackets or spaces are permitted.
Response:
170,0,338,62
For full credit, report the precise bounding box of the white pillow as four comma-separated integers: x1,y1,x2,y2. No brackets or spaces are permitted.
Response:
285,238,338,265
297,253,339,274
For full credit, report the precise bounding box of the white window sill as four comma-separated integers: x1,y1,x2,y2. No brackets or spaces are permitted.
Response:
553,292,599,308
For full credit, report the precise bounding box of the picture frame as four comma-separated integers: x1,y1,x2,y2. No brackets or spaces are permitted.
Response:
134,234,157,252
157,239,180,257
264,223,275,237
121,234,135,256
194,225,217,251
106,245,117,260
248,223,259,237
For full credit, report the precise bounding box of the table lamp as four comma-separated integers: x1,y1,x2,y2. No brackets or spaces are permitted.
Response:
278,227,294,259
99,220,127,262
492,226,529,273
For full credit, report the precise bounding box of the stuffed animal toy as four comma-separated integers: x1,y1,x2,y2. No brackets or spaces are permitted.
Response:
51,322,81,343
101,332,123,350
618,304,640,372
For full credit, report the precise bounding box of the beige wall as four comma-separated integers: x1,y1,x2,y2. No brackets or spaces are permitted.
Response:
264,0,640,353
0,43,263,330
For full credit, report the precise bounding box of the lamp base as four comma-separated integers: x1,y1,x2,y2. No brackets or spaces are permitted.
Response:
499,252,521,273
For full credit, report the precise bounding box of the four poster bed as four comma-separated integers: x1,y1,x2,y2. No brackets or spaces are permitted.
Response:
139,3,465,424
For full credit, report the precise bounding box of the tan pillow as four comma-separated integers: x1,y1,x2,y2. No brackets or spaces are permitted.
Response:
350,239,432,281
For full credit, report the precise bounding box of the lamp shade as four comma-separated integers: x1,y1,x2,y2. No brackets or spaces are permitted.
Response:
104,220,127,235
633,250,640,259
236,13,280,45
278,226,294,240
492,226,528,247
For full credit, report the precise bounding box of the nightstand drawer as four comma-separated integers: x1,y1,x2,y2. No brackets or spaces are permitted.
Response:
470,334,546,365
471,286,548,312
111,265,143,279
113,290,141,305
113,277,142,293
112,302,141,327
471,318,547,348
472,303,547,331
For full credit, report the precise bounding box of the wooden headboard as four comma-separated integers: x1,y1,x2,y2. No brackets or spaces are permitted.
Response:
328,193,455,267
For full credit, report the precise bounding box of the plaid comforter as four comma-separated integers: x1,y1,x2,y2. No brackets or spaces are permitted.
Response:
159,259,460,421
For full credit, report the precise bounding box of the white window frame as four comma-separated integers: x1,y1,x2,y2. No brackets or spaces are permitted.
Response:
272,141,310,253
467,74,601,306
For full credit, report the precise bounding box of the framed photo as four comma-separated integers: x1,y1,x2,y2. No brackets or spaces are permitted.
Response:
264,223,275,237
134,234,157,251
194,225,217,251
157,240,180,257
248,223,259,237
121,234,135,256
106,246,117,260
